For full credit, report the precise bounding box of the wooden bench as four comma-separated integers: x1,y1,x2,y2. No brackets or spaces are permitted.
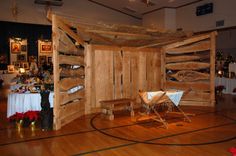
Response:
100,98,135,120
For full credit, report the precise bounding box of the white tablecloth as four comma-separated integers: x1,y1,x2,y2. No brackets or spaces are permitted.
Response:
215,77,236,94
147,90,184,106
7,92,54,118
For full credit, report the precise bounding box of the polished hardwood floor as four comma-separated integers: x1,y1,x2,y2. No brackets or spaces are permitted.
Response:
0,85,236,156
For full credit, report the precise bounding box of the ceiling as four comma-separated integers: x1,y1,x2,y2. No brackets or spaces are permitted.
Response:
88,0,203,19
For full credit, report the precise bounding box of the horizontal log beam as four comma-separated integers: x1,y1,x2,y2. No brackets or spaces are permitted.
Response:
60,68,85,77
86,29,154,39
166,62,210,70
166,41,210,54
60,77,84,91
60,90,84,105
182,92,211,101
166,53,210,63
57,17,85,45
59,55,84,65
166,81,210,91
170,70,210,82
164,33,213,50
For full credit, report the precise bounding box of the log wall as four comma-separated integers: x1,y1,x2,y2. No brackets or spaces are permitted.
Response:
85,45,161,113
162,32,217,106
52,15,85,130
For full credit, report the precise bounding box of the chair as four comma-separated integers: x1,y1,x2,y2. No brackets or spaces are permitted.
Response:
136,88,193,129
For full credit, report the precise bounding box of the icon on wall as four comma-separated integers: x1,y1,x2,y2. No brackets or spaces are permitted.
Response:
11,42,21,53
40,42,52,53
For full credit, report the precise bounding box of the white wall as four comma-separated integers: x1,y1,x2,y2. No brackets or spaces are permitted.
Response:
0,0,141,25
164,8,176,31
142,9,166,31
176,0,236,32
142,8,176,31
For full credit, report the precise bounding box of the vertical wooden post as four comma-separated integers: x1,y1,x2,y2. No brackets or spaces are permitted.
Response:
210,32,217,106
52,15,61,130
160,48,166,90
84,44,92,114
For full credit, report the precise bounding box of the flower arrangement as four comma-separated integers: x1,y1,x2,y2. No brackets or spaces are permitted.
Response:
8,112,24,122
24,111,39,122
8,111,40,128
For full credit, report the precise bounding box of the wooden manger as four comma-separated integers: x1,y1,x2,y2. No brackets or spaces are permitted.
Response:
51,14,216,130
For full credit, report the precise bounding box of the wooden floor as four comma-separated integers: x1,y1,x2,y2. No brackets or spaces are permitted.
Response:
0,86,236,156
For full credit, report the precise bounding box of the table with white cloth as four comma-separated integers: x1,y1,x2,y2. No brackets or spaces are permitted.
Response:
147,90,184,106
215,77,236,94
7,92,54,118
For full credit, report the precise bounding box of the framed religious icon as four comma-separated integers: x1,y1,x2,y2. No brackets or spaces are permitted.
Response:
17,54,26,62
21,45,27,52
40,42,52,53
11,42,21,53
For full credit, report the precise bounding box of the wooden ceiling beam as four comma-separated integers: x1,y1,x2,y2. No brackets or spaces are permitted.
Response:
85,29,155,39
56,17,85,45
77,26,116,45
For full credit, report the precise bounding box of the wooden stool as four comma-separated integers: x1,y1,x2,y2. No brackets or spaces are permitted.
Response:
100,98,135,120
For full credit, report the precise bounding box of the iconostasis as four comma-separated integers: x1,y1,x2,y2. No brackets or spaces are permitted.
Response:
9,38,28,71
37,39,52,67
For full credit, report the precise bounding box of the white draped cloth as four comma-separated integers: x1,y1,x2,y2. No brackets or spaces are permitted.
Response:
147,90,184,106
7,92,54,118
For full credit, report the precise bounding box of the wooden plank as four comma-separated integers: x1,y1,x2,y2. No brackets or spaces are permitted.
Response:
166,81,210,91
60,77,84,91
52,15,61,130
164,33,211,50
58,29,79,55
77,26,116,45
60,100,85,127
170,70,210,82
138,51,146,92
166,40,210,54
60,100,84,118
210,32,216,106
122,51,131,98
94,49,114,107
57,17,85,45
181,92,211,101
130,52,139,100
153,51,161,90
137,38,181,49
166,61,210,70
59,55,84,65
146,51,154,91
60,90,84,105
161,48,166,90
86,29,154,39
180,101,212,106
166,54,210,63
60,67,84,77
114,50,123,99
84,44,93,114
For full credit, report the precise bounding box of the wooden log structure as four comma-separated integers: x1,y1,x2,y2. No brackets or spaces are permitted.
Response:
163,32,217,106
52,14,217,130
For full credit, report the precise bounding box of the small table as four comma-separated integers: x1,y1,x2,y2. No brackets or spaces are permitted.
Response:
100,98,135,120
7,92,54,118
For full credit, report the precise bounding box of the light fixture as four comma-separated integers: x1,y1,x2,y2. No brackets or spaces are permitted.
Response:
19,68,26,74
